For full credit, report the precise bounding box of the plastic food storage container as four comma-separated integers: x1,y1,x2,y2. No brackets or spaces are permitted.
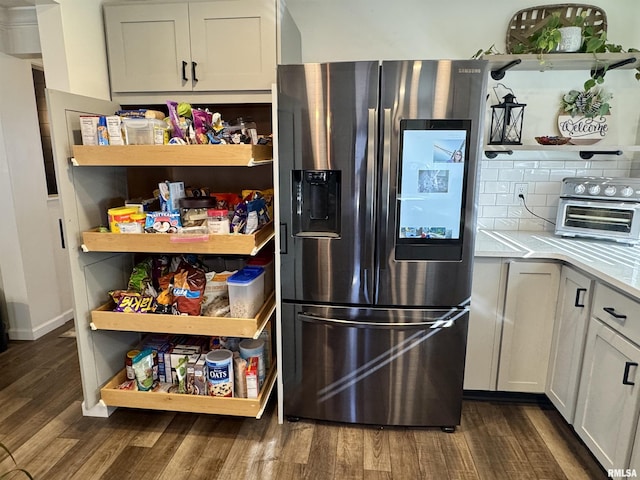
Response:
227,266,265,318
123,118,168,145
179,197,216,233
246,254,273,299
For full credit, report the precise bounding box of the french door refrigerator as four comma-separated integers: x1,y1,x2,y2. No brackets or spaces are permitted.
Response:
277,60,488,427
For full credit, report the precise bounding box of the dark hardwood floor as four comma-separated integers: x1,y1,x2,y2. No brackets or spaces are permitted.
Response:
0,322,607,479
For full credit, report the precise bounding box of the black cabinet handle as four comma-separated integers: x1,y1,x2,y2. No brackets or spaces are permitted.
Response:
58,218,65,249
192,62,198,82
623,361,638,385
574,288,587,307
604,307,627,320
182,61,188,81
280,223,288,255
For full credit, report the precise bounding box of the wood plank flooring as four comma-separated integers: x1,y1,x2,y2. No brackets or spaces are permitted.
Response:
0,322,607,479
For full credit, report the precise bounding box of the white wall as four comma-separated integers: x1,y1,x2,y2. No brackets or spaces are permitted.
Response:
286,0,639,62
286,0,640,231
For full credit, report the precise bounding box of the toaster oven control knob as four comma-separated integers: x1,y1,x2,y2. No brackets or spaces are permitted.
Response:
574,184,586,195
621,186,634,197
604,186,617,196
588,185,601,195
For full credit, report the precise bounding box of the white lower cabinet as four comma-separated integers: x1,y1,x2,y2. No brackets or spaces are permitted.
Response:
465,258,506,390
497,261,560,393
575,317,640,471
546,265,592,423
465,260,560,393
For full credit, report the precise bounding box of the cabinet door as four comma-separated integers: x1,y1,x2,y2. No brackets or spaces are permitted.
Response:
464,258,506,390
546,266,592,423
575,318,640,471
189,1,276,91
104,3,192,93
497,261,560,393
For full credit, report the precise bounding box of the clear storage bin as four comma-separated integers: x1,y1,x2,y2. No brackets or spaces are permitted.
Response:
227,267,265,318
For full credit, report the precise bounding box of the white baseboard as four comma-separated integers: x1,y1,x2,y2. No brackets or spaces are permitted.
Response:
8,309,74,341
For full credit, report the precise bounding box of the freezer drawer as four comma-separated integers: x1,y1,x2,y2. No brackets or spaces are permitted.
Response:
281,303,468,426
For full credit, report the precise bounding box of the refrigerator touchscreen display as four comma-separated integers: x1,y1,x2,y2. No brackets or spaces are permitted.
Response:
396,119,471,259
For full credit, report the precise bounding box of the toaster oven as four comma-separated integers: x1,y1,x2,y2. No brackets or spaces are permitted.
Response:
555,177,640,245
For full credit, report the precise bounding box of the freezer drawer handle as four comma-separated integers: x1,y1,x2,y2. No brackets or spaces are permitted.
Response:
298,312,460,328
603,306,627,321
574,288,587,307
181,61,189,82
623,362,638,386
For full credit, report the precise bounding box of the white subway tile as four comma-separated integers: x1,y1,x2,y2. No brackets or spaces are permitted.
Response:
480,168,499,181
534,181,561,194
483,206,509,217
522,194,547,206
514,161,539,169
484,181,511,194
507,206,525,217
564,161,592,169
577,169,603,176
542,161,566,168
545,195,560,207
478,193,496,205
549,169,577,181
476,218,495,230
498,169,525,181
496,193,515,205
523,169,550,182
518,219,546,231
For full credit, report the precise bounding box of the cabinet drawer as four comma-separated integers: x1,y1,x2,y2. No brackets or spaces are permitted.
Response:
593,282,640,344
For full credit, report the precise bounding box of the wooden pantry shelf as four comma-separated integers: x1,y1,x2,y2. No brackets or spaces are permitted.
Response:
90,293,275,339
71,144,273,167
81,222,274,255
100,363,277,418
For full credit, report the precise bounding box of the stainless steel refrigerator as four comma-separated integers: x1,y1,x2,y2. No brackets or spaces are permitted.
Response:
277,60,488,428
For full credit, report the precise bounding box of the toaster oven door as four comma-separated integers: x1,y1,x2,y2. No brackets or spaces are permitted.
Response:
555,199,640,243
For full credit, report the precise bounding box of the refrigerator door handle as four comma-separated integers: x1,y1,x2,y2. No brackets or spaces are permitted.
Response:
378,108,393,271
364,107,377,302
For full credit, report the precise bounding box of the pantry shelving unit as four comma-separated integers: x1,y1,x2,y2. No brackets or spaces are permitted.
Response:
48,88,277,419
73,143,276,418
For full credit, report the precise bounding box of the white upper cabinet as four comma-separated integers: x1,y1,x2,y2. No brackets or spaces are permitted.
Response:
104,1,284,97
188,1,276,92
104,3,192,93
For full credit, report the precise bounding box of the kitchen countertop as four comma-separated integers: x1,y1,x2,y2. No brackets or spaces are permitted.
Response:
475,230,640,299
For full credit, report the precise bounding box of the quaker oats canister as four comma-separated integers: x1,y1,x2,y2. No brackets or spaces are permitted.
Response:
205,349,234,397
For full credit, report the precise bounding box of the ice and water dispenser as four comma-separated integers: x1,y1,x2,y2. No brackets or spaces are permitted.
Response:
292,170,341,237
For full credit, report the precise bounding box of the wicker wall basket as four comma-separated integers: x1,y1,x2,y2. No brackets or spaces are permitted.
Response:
506,3,607,54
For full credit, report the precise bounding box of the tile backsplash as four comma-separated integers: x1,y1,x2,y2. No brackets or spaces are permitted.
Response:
476,155,635,232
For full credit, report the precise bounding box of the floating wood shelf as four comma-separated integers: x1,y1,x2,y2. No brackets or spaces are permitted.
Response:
90,293,275,339
486,53,640,80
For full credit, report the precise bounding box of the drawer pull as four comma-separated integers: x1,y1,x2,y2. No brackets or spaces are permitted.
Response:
603,307,627,320
574,288,587,307
623,362,638,386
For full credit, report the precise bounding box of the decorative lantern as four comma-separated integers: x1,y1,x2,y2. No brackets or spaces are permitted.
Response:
489,90,526,145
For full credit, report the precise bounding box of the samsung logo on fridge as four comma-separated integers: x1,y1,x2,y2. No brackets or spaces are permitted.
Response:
458,68,482,74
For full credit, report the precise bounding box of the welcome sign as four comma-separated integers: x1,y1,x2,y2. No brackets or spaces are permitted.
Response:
557,114,609,145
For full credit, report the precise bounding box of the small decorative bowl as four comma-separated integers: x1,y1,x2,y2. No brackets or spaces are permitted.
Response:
535,136,571,146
